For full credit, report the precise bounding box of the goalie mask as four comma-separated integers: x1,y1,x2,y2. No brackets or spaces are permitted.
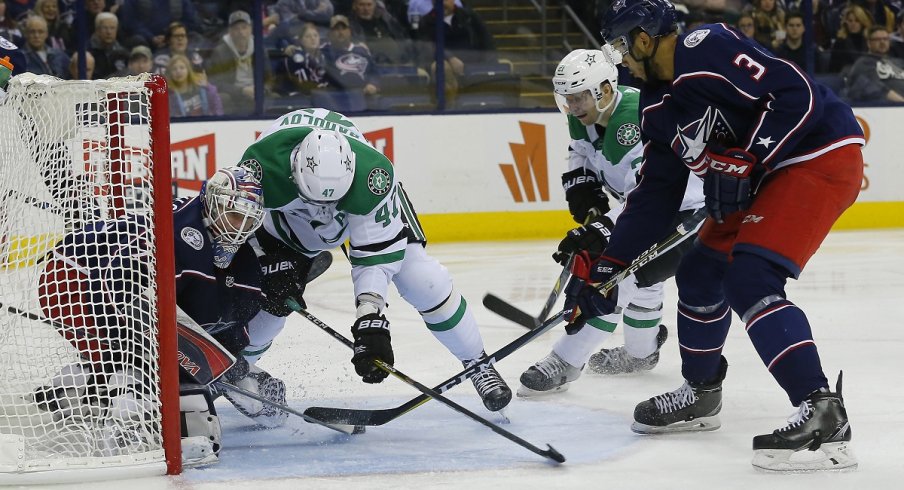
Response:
291,129,356,204
200,166,265,268
552,47,621,122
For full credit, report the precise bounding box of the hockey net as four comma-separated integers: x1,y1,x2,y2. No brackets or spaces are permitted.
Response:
0,74,179,483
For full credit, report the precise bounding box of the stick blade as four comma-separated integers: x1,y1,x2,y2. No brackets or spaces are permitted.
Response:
482,293,538,329
304,406,395,427
544,444,566,464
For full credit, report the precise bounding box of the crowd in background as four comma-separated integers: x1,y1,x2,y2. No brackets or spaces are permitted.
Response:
3,0,901,118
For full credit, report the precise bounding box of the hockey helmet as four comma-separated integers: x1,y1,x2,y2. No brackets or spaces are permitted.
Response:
201,166,264,268
600,0,679,58
291,129,356,204
552,47,622,116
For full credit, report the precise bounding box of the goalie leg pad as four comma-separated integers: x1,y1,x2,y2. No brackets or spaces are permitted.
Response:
223,364,289,428
180,384,221,467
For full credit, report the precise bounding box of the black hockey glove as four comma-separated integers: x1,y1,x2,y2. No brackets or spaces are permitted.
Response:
552,215,615,266
702,147,760,224
562,168,610,225
256,232,313,317
563,251,624,334
351,313,393,384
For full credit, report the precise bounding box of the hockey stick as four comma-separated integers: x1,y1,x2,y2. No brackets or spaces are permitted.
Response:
302,305,570,427
290,301,565,464
483,254,574,330
0,301,360,435
484,208,707,327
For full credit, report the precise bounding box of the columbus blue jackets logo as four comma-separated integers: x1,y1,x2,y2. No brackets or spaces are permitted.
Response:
616,123,641,146
367,168,390,195
683,29,710,48
181,227,205,250
671,106,736,174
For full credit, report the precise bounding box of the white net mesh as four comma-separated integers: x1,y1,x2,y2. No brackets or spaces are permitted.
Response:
0,74,166,479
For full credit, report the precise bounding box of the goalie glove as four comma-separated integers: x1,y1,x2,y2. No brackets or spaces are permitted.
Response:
562,168,610,224
552,215,615,266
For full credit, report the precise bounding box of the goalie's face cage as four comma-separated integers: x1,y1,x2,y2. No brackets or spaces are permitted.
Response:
203,167,264,267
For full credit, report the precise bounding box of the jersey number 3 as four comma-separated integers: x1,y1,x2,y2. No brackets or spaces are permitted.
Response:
733,54,765,81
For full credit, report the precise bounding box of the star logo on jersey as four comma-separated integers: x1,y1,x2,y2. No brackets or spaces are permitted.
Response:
584,53,596,64
344,155,352,171
612,0,626,12
238,158,263,182
756,136,775,149
671,106,737,173
306,156,317,171
616,123,641,146
367,168,391,195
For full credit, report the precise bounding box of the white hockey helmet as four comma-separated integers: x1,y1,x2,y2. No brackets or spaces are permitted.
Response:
200,166,265,268
552,47,622,116
291,129,356,204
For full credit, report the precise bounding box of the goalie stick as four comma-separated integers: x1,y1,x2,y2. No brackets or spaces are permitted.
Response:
290,300,565,464
300,302,569,426
484,207,708,328
1,301,362,435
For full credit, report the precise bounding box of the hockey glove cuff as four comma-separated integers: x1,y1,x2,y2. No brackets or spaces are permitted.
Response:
552,215,615,266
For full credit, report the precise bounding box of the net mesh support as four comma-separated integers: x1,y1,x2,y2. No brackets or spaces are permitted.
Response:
0,73,178,483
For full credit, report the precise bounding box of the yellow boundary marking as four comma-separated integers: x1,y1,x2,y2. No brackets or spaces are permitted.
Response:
419,202,904,243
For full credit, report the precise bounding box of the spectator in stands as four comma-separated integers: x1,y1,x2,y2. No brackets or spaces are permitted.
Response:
166,53,224,116
854,0,896,33
152,22,205,75
828,4,872,73
407,0,462,32
349,0,413,64
65,0,111,47
846,26,904,102
416,0,497,103
736,13,757,41
280,22,329,94
322,14,380,96
22,15,69,78
34,0,69,51
118,0,200,50
116,44,153,76
744,0,786,49
0,2,24,45
275,0,335,31
7,0,37,23
206,10,272,114
68,51,95,80
775,12,807,69
89,12,129,78
890,12,904,58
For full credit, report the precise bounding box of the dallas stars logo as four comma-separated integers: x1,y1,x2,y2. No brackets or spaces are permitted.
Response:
306,156,317,171
616,123,641,146
344,155,353,171
584,53,596,64
367,168,390,195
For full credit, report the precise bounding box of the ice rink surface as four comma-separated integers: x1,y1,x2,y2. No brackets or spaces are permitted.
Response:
59,229,903,490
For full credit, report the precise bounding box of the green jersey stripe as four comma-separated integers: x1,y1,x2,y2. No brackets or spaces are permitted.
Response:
349,250,405,266
398,185,425,242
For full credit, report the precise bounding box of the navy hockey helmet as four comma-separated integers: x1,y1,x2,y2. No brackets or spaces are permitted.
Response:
600,0,678,58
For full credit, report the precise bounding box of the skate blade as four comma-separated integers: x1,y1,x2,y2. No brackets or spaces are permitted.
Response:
752,441,858,473
631,415,721,434
493,407,511,424
516,383,570,398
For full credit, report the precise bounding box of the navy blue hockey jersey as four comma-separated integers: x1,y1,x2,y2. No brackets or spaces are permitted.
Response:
605,23,865,264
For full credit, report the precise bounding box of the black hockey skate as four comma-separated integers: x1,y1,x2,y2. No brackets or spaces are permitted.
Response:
588,325,668,375
463,352,512,412
632,356,727,434
751,372,857,472
517,351,582,397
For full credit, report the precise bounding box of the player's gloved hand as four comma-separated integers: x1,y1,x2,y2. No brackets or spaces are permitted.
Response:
562,251,624,334
562,168,610,225
351,313,393,383
552,215,615,266
702,147,758,224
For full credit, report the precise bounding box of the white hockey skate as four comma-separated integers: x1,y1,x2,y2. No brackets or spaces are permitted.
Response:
517,351,582,397
588,325,668,375
223,364,289,427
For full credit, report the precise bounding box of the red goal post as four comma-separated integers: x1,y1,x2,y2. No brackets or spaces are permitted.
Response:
0,73,180,482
